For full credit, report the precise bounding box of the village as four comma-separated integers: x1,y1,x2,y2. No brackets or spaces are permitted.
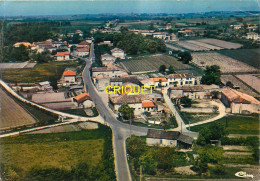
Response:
0,11,259,181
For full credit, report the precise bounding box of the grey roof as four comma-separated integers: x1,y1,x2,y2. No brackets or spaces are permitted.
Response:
147,129,193,145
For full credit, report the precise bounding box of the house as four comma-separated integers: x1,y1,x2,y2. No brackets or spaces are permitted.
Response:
142,100,156,112
166,23,172,30
109,94,152,115
168,86,208,100
62,70,76,86
111,48,125,59
93,74,110,91
92,64,127,78
178,30,195,37
141,78,168,88
146,129,193,148
73,93,93,108
221,88,260,114
56,52,70,61
101,53,116,66
13,42,32,48
170,33,178,41
37,81,53,91
73,47,89,57
110,76,139,87
77,41,90,48
246,32,259,41
166,74,195,87
153,32,171,40
75,30,83,37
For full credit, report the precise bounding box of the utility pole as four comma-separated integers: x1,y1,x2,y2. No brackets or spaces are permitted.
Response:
181,122,182,133
140,165,142,181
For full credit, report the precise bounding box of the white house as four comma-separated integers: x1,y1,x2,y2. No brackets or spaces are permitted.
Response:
62,70,76,86
93,74,110,91
56,52,70,61
246,32,259,41
146,129,193,148
111,48,125,59
153,32,170,40
140,78,168,88
166,74,196,87
101,53,116,66
73,47,89,57
92,64,127,78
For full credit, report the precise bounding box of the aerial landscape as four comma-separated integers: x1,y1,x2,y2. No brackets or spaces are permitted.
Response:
0,0,259,181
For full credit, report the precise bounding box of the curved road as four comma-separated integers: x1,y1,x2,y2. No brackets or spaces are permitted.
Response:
82,43,148,181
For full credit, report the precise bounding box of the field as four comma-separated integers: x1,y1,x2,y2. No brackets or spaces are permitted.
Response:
0,88,36,129
1,61,78,83
120,54,192,74
235,74,260,93
191,52,259,73
218,49,260,69
0,125,115,181
221,75,260,97
198,38,243,49
57,20,104,32
0,61,37,69
180,112,218,125
190,114,259,135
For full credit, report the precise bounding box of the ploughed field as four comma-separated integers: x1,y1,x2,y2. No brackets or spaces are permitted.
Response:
191,52,259,74
120,54,192,74
0,88,36,129
171,38,242,51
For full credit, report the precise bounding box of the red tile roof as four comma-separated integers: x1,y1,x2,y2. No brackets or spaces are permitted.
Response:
63,70,76,76
73,93,92,103
142,101,155,108
78,41,90,45
56,52,70,56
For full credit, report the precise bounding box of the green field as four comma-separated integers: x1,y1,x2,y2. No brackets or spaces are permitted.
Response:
190,114,260,134
56,20,104,32
1,61,79,83
218,49,260,69
120,54,192,73
0,125,115,181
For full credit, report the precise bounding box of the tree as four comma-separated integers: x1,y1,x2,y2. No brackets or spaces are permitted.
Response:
212,105,219,113
167,65,174,74
139,151,158,175
201,65,221,85
180,96,192,107
178,51,192,64
159,65,166,73
118,103,134,120
211,91,220,99
226,81,234,88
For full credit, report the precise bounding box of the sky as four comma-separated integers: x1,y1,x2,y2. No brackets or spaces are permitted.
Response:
0,0,259,16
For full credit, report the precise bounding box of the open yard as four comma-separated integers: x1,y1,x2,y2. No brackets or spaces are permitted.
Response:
180,112,218,125
191,52,259,74
190,114,260,135
217,49,260,69
1,61,78,83
0,125,115,181
0,88,36,129
120,54,192,74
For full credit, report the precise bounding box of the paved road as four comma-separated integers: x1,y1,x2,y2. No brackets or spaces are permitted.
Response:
82,43,147,181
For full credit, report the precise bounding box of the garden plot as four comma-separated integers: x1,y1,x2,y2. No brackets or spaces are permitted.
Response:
198,38,243,49
191,52,259,73
221,75,259,97
235,74,260,93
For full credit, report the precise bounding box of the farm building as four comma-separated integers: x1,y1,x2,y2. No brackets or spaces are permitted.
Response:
76,40,90,48
62,70,76,86
153,32,171,40
168,86,210,100
146,129,193,148
56,52,70,61
37,81,53,91
111,48,125,59
93,74,110,92
221,88,260,114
